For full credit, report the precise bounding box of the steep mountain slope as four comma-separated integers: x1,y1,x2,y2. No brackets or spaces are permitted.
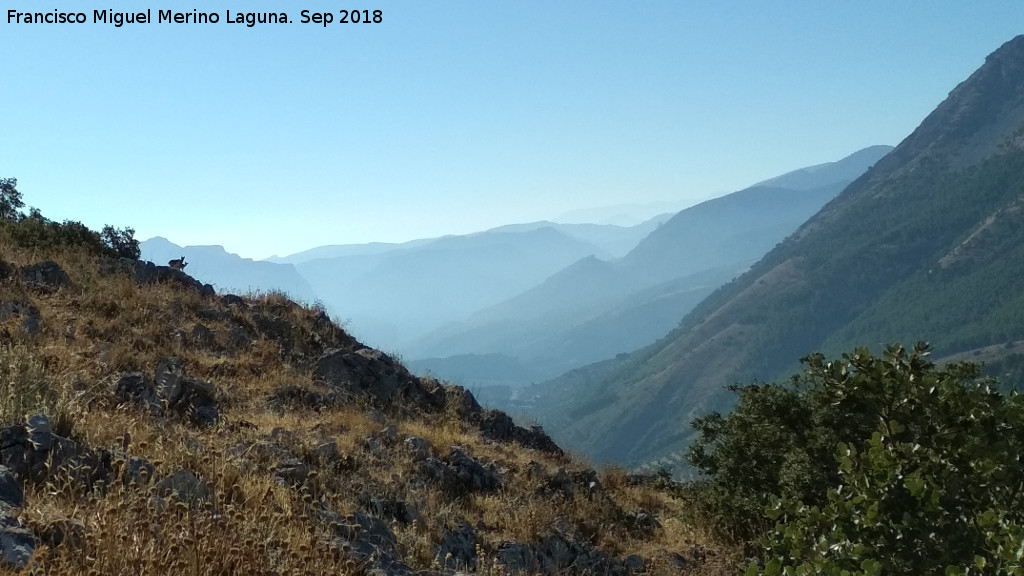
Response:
406,147,891,382
141,237,320,304
533,35,1024,468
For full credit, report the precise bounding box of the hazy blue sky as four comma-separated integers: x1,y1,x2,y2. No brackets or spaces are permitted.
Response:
3,2,1022,259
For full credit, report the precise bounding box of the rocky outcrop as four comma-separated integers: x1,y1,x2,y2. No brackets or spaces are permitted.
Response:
154,469,211,506
495,526,628,576
420,447,500,496
0,300,41,339
114,357,219,427
438,522,477,570
0,466,33,571
21,260,71,293
323,509,416,576
475,410,562,455
103,257,215,297
314,348,446,411
0,414,86,483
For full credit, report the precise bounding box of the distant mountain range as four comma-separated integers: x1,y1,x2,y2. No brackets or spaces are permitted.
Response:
525,35,1024,469
404,146,892,384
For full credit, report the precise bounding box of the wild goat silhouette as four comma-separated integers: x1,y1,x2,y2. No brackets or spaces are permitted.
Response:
168,256,188,271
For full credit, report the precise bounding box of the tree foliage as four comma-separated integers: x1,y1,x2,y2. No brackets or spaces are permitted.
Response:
688,344,1024,574
0,177,139,260
100,225,141,259
0,177,24,220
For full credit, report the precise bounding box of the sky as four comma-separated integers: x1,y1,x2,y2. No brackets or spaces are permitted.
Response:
3,2,1023,259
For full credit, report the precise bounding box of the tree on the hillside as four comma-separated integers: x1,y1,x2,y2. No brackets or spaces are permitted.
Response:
0,178,23,220
100,225,140,259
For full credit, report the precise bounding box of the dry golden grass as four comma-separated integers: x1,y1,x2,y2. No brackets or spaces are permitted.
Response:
0,236,740,576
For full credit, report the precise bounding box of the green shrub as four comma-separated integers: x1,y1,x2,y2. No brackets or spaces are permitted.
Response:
689,344,1024,574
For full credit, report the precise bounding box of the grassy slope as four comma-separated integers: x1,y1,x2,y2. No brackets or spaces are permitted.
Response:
0,223,738,575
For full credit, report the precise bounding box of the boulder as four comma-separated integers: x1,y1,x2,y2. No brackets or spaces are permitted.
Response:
155,469,210,506
0,520,34,571
0,301,41,339
438,522,477,570
404,436,433,462
191,324,216,349
0,260,14,281
114,359,219,427
0,467,22,511
357,494,418,525
21,260,71,292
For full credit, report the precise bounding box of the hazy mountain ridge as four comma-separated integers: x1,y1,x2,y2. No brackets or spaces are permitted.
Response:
529,35,1024,468
291,225,613,346
405,147,891,385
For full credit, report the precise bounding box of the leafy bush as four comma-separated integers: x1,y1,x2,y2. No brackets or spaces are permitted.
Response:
100,225,141,259
0,177,23,221
4,215,111,255
688,344,1024,574
0,178,139,259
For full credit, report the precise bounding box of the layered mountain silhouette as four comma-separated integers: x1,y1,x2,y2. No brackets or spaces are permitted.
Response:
527,35,1024,468
140,237,319,304
405,146,892,384
272,218,675,347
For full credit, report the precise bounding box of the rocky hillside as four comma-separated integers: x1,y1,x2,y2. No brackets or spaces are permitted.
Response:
531,35,1024,469
0,211,736,573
